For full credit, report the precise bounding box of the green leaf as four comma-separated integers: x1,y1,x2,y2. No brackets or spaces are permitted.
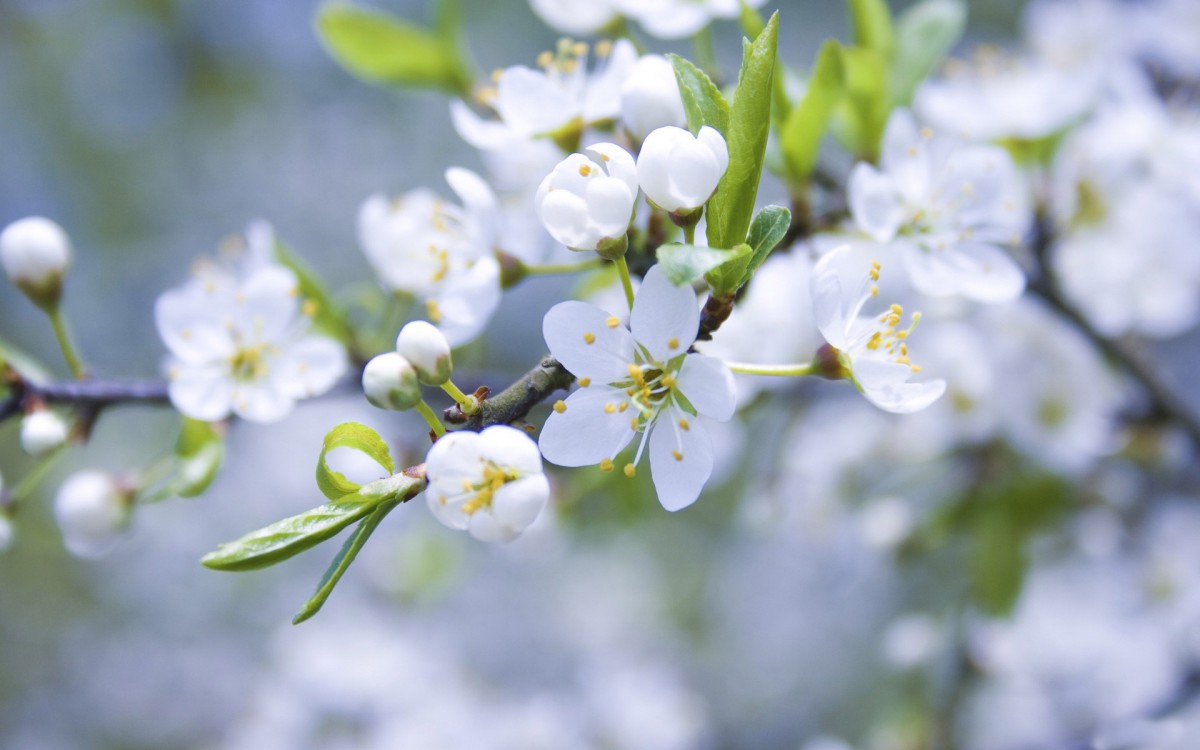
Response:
201,472,421,572
891,0,966,106
737,205,792,286
669,54,730,136
316,422,395,501
169,418,224,499
833,45,890,162
705,12,779,252
781,40,846,180
656,243,751,287
848,0,895,60
738,1,766,39
292,498,401,624
316,2,471,94
273,239,352,344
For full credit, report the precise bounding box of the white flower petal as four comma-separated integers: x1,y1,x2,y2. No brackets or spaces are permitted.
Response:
496,66,577,137
478,424,544,475
863,378,948,414
676,353,736,420
648,412,713,511
848,163,904,243
231,381,294,423
467,510,519,543
902,241,1026,303
168,364,234,422
585,177,635,237
426,430,484,482
630,265,700,361
538,385,637,467
811,245,853,350
431,256,502,347
275,336,346,399
490,474,549,531
449,99,513,151
231,265,300,342
155,287,235,364
543,300,636,382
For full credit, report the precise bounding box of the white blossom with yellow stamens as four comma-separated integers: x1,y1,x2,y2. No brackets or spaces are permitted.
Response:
452,38,637,150
848,109,1031,303
357,168,502,346
812,245,946,414
538,265,736,511
155,223,346,423
424,425,550,543
534,142,638,255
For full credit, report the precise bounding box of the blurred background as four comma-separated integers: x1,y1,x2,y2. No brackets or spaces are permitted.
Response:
2,1,1195,749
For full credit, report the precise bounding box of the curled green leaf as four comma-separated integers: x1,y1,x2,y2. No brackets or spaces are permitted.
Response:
316,422,395,501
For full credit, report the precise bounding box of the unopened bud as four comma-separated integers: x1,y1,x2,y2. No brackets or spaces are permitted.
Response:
620,55,687,141
0,217,72,309
20,409,68,457
395,321,453,385
362,352,422,410
53,471,133,558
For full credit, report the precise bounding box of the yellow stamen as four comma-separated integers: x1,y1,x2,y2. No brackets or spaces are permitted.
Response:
623,463,636,478
583,332,596,344
672,450,683,462
579,164,592,177
678,418,690,431
553,400,567,413
599,458,614,472
604,403,617,414
606,316,619,328
578,377,591,387
668,337,680,350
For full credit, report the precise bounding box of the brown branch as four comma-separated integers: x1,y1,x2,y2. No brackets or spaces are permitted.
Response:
443,357,575,431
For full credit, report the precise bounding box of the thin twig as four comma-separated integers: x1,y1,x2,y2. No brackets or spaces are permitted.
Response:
443,357,575,431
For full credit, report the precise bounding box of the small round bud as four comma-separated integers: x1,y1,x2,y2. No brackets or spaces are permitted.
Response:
636,125,729,214
534,143,638,254
53,471,133,558
362,352,422,410
395,321,453,385
0,216,72,309
20,409,69,457
619,55,687,142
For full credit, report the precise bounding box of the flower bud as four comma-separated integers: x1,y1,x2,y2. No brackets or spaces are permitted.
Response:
620,55,687,142
636,125,729,216
0,216,72,309
395,321,453,385
20,409,69,457
534,143,638,254
53,471,133,558
362,352,422,411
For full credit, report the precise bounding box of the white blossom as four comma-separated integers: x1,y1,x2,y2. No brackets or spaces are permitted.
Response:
529,0,620,36
424,425,550,543
636,125,729,216
539,265,736,511
619,55,687,141
848,109,1030,303
395,320,453,385
361,352,421,411
156,224,346,423
462,39,636,146
0,216,72,306
20,409,68,456
613,0,768,39
915,47,1104,142
54,470,132,558
358,168,503,345
812,245,946,414
534,142,638,254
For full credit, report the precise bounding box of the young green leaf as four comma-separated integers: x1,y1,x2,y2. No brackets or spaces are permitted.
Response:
656,243,751,287
833,45,890,162
847,0,895,61
669,54,730,136
316,422,395,501
738,205,792,286
316,2,472,94
169,418,224,499
781,40,846,180
705,12,779,252
292,498,401,624
891,0,967,106
273,239,352,344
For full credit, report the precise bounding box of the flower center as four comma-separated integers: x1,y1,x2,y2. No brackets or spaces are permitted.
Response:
459,463,518,516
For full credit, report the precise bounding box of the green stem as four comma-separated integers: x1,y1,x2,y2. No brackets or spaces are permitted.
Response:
683,223,697,245
47,306,86,379
440,379,478,415
415,400,447,438
724,361,818,377
523,259,604,276
9,444,67,503
615,256,636,310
